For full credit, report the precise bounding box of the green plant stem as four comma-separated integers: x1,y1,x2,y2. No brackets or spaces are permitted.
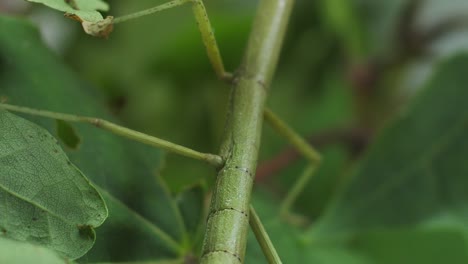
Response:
200,0,295,263
113,0,231,81
249,206,283,264
263,108,322,216
0,103,223,168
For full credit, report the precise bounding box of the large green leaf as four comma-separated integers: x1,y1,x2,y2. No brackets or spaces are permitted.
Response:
306,54,468,262
0,15,197,262
0,237,72,264
313,54,468,236
0,110,107,259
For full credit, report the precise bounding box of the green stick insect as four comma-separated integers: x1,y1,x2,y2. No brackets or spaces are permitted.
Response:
2,0,321,263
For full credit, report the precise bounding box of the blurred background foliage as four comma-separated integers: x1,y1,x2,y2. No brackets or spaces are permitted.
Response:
1,0,468,261
3,0,468,217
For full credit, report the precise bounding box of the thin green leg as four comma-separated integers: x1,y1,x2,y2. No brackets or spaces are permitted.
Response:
249,205,283,264
0,103,223,168
113,0,191,24
264,108,322,217
191,0,232,81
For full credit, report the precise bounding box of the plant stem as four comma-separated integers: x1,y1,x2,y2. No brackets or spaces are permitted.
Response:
0,103,223,168
200,0,295,263
249,206,283,264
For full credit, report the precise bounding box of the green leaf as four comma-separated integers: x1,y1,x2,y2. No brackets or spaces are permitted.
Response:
27,0,109,22
0,110,107,259
313,54,468,237
0,15,196,262
308,54,468,261
0,237,72,264
350,226,468,264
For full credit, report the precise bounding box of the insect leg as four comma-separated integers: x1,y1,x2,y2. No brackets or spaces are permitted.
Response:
263,107,322,218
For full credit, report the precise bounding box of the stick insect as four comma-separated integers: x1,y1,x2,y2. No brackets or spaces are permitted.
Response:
2,0,321,263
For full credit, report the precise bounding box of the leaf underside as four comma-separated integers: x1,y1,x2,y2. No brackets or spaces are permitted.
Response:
26,0,109,22
0,110,107,259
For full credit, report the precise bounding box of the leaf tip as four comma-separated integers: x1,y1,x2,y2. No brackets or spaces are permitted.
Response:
82,16,114,39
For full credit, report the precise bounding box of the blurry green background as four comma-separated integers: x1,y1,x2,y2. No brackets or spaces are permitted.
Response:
3,0,467,217
1,0,468,262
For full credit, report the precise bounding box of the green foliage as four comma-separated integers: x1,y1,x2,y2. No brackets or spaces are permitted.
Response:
246,54,468,264
0,237,72,264
0,110,107,259
2,0,468,263
26,0,108,22
0,15,201,262
308,54,468,263
84,189,185,262
247,191,372,264
314,54,468,237
319,0,365,56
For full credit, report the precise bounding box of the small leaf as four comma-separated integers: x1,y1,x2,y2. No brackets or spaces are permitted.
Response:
26,0,109,23
0,110,108,259
27,0,114,38
56,119,81,149
0,237,71,264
